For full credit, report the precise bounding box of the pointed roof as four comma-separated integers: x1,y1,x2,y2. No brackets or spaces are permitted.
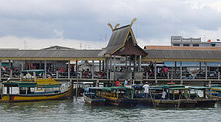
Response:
101,24,147,57
41,45,75,50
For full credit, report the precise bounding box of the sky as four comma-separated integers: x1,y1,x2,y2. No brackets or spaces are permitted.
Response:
0,0,221,49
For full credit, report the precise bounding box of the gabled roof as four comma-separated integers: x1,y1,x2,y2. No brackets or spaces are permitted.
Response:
104,25,132,55
41,45,75,50
103,24,146,56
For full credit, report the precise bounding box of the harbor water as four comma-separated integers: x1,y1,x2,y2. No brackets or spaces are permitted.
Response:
0,97,221,122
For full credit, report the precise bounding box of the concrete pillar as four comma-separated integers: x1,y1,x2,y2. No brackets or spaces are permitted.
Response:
75,60,78,74
180,62,182,79
175,61,177,76
33,72,36,81
125,55,128,70
154,62,157,80
113,56,116,80
106,58,109,79
9,60,11,70
218,72,220,79
92,60,94,79
139,55,142,72
21,61,24,71
44,60,47,79
205,62,208,79
110,57,112,72
199,62,202,73
99,60,101,73
102,60,105,71
10,70,12,78
56,71,58,79
68,60,70,79
134,56,137,72
129,57,132,72
0,60,1,81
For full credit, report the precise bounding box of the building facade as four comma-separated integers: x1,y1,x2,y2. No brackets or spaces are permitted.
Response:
171,36,221,47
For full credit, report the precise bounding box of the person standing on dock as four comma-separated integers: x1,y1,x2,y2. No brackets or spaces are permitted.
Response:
115,79,120,87
124,79,128,87
143,82,150,98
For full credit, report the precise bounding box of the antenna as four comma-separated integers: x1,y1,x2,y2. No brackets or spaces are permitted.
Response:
24,40,27,49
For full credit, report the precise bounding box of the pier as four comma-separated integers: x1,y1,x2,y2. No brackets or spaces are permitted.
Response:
1,20,221,87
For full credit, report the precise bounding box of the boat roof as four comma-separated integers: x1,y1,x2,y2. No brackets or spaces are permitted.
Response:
188,86,210,90
151,85,185,89
211,87,221,91
103,87,133,91
3,79,61,88
87,87,104,90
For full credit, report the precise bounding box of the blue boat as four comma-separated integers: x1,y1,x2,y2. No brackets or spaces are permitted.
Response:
83,87,105,105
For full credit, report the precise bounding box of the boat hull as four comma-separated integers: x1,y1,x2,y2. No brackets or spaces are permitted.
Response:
83,93,105,106
152,99,197,108
104,97,137,107
0,86,73,102
195,99,217,107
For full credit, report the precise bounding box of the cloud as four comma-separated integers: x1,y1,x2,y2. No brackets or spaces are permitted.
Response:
0,36,107,50
0,0,221,48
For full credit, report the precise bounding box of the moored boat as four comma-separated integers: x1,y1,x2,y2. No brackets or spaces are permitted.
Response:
189,86,218,107
0,70,73,102
150,85,197,108
83,87,105,105
99,87,137,107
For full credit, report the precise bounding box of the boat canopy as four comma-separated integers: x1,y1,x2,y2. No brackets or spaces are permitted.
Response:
3,81,37,87
211,87,221,91
188,86,210,90
3,79,62,88
36,79,62,88
151,85,185,89
102,87,133,91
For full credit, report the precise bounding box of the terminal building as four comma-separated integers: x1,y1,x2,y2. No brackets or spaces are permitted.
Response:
171,36,221,47
1,20,221,84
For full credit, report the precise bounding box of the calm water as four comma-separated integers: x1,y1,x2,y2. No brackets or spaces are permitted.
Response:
0,97,221,122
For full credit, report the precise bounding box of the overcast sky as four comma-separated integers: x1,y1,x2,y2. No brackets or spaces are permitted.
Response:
0,0,221,49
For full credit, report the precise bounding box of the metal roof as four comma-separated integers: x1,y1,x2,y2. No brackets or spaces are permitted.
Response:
0,49,103,60
145,49,221,60
104,25,131,55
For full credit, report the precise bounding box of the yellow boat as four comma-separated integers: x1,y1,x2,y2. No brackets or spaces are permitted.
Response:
0,70,73,102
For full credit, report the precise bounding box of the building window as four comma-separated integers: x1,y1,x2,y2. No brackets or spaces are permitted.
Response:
193,44,199,47
173,44,180,46
183,44,190,46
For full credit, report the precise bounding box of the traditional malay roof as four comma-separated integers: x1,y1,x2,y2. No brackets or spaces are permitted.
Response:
101,19,147,57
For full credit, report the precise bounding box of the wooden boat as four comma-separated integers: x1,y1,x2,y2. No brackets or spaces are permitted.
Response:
150,85,197,108
99,87,137,107
189,86,218,107
0,70,73,102
149,85,217,108
83,87,105,105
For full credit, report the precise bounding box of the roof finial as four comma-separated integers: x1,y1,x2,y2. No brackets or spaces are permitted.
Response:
107,23,113,32
130,18,137,26
114,23,120,29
